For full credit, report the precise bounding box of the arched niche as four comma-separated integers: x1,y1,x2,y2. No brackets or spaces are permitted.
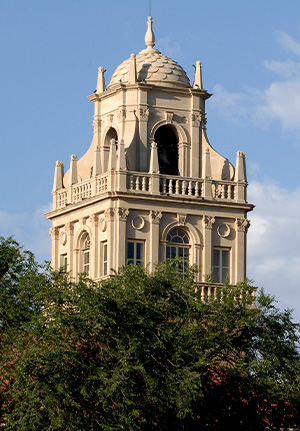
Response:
154,125,178,175
102,127,118,172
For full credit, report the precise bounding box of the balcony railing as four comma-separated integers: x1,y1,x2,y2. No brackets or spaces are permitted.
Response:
53,170,247,210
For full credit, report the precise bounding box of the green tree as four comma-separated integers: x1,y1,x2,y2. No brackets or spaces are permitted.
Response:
1,238,300,430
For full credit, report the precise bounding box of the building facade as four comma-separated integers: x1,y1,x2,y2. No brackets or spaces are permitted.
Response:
46,17,253,288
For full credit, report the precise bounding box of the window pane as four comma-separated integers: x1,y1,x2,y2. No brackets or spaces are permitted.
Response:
222,268,229,283
178,247,184,258
136,243,142,260
171,246,176,259
127,242,134,259
222,250,229,267
166,246,171,259
213,267,220,283
104,243,107,261
213,249,220,266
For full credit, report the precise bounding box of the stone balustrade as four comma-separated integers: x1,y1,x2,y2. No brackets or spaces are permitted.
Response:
196,283,256,303
53,170,247,210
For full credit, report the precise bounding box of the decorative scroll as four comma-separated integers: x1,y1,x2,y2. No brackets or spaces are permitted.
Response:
177,213,187,226
115,208,129,221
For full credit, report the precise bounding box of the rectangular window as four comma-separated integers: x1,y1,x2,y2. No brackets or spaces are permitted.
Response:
127,241,144,266
103,242,108,276
83,250,90,276
60,254,67,271
213,248,230,283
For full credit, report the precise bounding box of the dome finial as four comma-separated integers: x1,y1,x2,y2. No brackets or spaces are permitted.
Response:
145,16,155,49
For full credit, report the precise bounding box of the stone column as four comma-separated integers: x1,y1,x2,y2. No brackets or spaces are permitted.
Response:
105,208,115,275
115,208,129,269
89,214,99,279
65,222,74,279
235,218,250,283
149,210,162,271
178,141,188,177
49,227,59,270
202,216,215,281
138,97,149,171
190,111,201,178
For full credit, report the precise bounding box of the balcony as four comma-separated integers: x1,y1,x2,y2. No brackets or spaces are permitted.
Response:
52,170,247,211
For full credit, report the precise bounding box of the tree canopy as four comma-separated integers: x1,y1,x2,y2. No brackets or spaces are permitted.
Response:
1,236,300,430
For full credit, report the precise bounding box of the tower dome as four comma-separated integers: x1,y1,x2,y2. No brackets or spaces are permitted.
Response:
108,17,191,89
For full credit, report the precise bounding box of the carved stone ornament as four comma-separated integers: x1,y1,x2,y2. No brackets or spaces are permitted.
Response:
115,208,129,221
203,215,215,229
92,117,101,133
236,218,250,232
200,113,207,128
139,108,149,121
149,210,162,224
60,229,67,245
177,213,187,226
132,215,145,231
104,208,115,221
190,113,201,127
108,114,114,124
79,217,88,228
165,111,174,124
117,107,126,121
89,214,99,227
99,216,107,232
217,223,231,238
49,227,59,240
65,222,74,236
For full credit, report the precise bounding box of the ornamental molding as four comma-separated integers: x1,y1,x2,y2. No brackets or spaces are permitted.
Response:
203,215,215,230
117,107,126,121
104,208,115,221
132,215,145,231
89,214,99,228
165,111,174,124
177,213,187,226
217,223,231,238
49,227,59,240
236,218,250,232
99,216,107,232
139,108,149,121
92,117,101,133
149,210,162,224
60,230,67,246
65,222,74,236
115,208,129,221
190,113,201,127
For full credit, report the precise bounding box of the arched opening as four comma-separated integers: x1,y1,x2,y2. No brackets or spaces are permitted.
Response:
154,126,178,175
104,127,118,148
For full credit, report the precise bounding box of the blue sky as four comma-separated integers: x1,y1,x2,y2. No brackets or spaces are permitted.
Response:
1,0,300,320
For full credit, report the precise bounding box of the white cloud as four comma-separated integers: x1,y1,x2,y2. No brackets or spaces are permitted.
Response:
275,30,300,57
156,37,182,59
247,180,300,322
0,202,52,263
210,31,300,131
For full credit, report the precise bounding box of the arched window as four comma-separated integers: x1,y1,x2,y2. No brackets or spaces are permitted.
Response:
166,229,189,274
154,125,178,175
83,234,90,276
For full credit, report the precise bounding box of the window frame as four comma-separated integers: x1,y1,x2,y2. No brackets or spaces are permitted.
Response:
127,240,145,267
212,247,230,283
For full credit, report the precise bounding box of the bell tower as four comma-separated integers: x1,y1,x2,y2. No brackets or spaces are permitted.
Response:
46,17,253,290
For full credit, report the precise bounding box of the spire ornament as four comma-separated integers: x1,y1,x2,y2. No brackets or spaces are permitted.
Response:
145,16,155,49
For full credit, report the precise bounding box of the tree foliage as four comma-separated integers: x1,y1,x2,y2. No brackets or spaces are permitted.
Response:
1,237,300,430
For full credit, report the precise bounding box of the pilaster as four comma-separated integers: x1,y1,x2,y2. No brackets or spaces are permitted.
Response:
89,214,99,279
202,215,215,280
105,208,115,275
65,222,74,278
115,208,129,269
149,210,162,271
49,227,59,270
235,218,250,283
